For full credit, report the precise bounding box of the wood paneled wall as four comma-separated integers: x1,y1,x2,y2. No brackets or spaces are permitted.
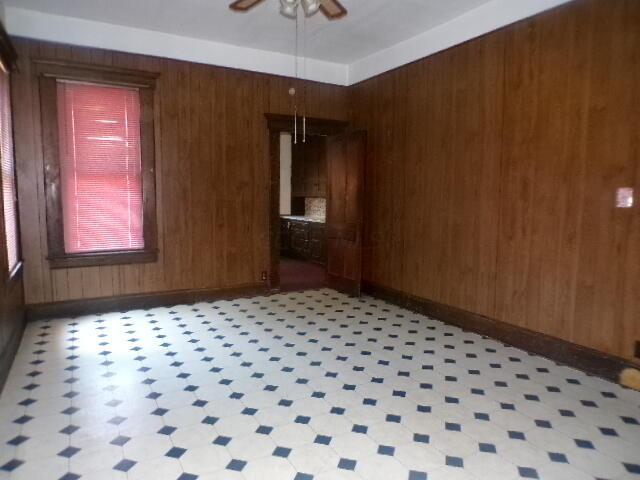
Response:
11,38,349,305
10,0,639,362
351,0,640,361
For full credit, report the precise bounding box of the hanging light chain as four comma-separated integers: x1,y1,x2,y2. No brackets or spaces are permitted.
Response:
302,5,307,143
293,6,299,144
287,0,315,144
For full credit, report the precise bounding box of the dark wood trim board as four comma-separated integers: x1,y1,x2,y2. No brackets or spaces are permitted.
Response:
264,114,348,136
27,283,268,321
0,317,25,394
362,281,638,384
0,20,17,70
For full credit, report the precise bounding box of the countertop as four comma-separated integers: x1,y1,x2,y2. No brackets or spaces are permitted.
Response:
281,215,326,224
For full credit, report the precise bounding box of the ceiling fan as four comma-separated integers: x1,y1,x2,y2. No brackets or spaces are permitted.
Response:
229,0,347,20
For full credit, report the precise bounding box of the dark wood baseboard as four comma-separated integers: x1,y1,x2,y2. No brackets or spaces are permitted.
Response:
0,319,25,393
27,283,268,321
362,281,636,384
328,274,361,297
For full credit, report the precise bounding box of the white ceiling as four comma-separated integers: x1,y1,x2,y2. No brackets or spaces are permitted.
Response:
2,0,572,85
3,0,491,63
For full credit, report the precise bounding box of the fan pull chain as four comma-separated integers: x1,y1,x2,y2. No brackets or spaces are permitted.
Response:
302,7,307,143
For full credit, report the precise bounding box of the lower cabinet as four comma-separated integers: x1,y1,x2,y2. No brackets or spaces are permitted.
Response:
309,224,326,263
281,218,326,265
280,219,291,253
290,222,310,258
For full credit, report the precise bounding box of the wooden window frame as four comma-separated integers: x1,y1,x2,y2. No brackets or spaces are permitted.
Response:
37,60,159,269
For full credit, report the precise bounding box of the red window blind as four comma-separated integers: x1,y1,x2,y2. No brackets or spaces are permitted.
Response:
0,69,19,272
57,81,144,254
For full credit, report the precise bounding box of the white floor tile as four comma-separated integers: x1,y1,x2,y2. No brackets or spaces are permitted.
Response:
0,288,637,480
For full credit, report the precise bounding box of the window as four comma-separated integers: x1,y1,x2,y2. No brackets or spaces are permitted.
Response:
0,65,19,274
58,82,144,253
38,61,158,268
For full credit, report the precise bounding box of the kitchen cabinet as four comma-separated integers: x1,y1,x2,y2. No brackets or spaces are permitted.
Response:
292,136,326,198
309,223,326,263
280,218,291,253
280,217,326,265
290,221,310,258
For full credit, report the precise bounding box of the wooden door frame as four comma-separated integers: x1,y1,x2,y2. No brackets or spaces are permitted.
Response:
265,113,348,290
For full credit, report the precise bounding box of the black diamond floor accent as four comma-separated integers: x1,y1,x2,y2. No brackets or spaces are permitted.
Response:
113,459,136,472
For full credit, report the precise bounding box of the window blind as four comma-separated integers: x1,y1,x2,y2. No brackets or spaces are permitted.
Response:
0,69,19,271
57,81,144,254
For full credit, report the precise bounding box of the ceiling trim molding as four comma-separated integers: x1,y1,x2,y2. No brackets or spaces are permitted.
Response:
5,6,349,85
348,0,573,85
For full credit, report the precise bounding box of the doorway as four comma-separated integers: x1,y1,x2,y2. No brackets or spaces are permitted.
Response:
279,132,329,291
266,114,366,295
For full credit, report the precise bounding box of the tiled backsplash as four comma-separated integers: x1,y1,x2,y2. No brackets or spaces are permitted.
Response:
305,197,326,221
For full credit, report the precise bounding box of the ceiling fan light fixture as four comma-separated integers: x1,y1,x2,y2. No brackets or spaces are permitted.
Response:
230,0,346,21
280,0,298,18
302,0,320,17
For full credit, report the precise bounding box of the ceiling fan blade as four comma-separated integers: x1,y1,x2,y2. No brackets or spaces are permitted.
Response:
229,0,266,12
319,0,347,20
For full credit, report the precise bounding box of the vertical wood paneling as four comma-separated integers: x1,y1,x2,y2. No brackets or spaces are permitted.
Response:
10,0,638,363
352,0,640,361
572,1,640,357
497,3,591,340
355,70,408,290
497,0,640,359
12,38,349,306
353,33,503,319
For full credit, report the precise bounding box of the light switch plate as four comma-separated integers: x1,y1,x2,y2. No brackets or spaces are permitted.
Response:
616,187,634,208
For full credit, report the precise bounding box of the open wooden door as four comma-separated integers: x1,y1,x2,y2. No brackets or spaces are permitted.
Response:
326,131,366,296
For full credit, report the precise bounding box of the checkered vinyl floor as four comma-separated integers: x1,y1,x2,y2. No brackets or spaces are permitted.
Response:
0,288,639,480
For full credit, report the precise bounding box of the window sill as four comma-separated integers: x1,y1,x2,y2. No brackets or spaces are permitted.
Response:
48,249,158,269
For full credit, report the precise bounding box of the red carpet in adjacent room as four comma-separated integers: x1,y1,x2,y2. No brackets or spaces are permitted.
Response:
279,257,327,292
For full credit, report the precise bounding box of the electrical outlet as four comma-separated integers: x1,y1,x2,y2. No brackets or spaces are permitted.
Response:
261,271,267,282
635,341,640,360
